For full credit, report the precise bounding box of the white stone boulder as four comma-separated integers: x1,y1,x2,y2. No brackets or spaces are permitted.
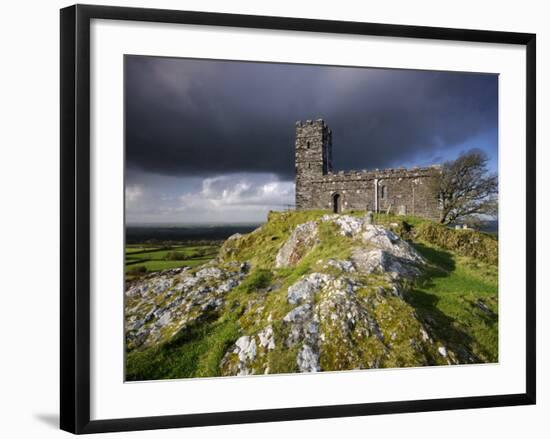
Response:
287,273,332,305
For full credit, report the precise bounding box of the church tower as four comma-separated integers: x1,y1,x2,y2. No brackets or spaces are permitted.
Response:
295,119,332,209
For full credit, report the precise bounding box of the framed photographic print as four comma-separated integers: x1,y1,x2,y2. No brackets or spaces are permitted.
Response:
60,4,536,434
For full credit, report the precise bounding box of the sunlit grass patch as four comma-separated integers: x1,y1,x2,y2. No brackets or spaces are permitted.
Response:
126,315,240,380
408,241,498,363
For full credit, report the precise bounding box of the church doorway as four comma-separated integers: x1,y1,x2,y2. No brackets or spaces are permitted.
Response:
332,193,341,213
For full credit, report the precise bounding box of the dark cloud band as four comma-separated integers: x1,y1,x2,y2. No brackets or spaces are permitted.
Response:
125,56,498,179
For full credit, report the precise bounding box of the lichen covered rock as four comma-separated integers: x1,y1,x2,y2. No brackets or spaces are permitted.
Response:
222,265,452,375
287,273,331,305
275,221,318,268
126,212,483,380
125,262,248,350
217,215,453,375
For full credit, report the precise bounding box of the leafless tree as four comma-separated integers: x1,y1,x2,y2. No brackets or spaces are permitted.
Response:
432,149,498,225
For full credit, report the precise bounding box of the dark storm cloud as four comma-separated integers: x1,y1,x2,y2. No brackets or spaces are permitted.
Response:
125,56,497,179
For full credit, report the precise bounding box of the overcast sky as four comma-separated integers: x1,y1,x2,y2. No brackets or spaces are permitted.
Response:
125,55,498,224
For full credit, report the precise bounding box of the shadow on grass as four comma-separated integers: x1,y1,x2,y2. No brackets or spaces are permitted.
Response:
413,242,455,274
406,243,482,362
406,288,478,362
126,310,239,381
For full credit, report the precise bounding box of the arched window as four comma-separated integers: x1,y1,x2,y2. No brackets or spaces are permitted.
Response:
380,185,387,199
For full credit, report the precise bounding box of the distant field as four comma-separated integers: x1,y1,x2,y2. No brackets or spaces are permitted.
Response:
126,246,160,254
125,243,220,281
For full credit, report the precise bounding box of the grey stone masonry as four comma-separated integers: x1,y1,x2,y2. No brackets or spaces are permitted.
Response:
295,119,441,221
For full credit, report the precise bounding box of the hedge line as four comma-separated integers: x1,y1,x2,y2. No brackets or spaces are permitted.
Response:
414,222,498,265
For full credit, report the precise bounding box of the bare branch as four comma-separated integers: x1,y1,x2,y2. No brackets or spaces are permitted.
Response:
430,149,498,225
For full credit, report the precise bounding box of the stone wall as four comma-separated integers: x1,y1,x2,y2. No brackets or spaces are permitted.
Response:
295,120,441,221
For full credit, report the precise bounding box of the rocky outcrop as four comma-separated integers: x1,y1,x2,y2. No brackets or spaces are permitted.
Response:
287,273,331,305
127,213,470,379
125,262,249,350
222,267,453,375
275,221,318,268
217,214,462,375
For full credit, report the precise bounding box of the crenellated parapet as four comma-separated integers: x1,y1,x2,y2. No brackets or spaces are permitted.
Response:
323,165,441,182
294,120,442,220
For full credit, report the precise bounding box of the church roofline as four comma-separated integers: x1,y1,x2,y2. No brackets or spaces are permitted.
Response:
324,164,441,178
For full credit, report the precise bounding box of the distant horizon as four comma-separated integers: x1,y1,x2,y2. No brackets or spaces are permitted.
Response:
126,218,499,228
126,221,265,227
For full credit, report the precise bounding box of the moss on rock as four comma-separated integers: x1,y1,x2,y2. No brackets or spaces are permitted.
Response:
414,222,497,264
125,211,498,380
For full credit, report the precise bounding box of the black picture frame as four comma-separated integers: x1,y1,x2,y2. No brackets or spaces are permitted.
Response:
60,4,536,434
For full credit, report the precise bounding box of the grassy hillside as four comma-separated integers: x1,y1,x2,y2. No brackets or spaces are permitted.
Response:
378,213,498,361
126,211,498,380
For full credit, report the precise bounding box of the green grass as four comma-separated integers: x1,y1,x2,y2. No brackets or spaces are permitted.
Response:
407,241,498,362
126,315,240,380
373,212,429,228
125,243,220,281
219,210,353,269
125,246,162,254
125,245,216,260
414,222,498,264
239,269,273,291
126,210,499,379
127,259,206,272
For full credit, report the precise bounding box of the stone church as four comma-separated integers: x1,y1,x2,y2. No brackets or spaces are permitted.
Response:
295,119,441,221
